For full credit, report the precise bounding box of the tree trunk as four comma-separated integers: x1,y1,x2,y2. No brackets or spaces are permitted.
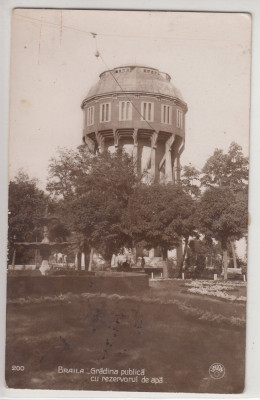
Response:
11,249,16,269
230,240,238,268
162,248,169,279
78,252,82,271
245,235,248,264
84,250,90,271
88,247,94,271
176,241,183,277
223,245,228,280
132,247,137,265
179,236,189,276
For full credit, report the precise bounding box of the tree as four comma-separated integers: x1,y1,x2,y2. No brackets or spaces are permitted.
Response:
185,238,223,274
185,239,206,274
8,170,48,264
123,183,195,277
201,142,249,270
197,186,248,279
178,163,202,273
47,147,138,266
201,142,248,192
180,164,201,199
47,145,137,199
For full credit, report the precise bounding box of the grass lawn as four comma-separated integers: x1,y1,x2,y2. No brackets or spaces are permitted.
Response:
5,279,246,393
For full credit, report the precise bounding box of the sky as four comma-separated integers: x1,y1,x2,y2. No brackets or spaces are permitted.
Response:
9,9,251,190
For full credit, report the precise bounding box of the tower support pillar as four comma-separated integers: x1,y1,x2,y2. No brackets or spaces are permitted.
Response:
133,129,138,173
151,131,158,181
165,135,175,182
113,129,119,150
81,252,86,270
165,148,173,182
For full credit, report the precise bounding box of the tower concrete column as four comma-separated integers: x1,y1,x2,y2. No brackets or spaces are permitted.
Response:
176,155,181,183
113,129,119,150
176,139,185,183
149,248,155,258
96,132,106,153
172,157,176,184
165,147,173,182
81,252,86,270
133,129,138,173
151,131,158,181
165,135,175,182
151,147,157,179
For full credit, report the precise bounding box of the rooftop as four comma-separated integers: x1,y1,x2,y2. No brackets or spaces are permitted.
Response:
85,65,184,100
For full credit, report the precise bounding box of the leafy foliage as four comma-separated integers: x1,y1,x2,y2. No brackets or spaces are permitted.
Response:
8,170,48,243
8,171,48,264
201,142,249,191
197,187,248,246
47,148,138,261
180,164,201,199
124,183,195,257
47,145,137,200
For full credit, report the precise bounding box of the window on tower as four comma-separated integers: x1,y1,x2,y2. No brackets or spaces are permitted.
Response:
87,106,94,126
100,103,111,122
177,109,183,129
161,104,172,124
119,101,132,121
141,102,154,122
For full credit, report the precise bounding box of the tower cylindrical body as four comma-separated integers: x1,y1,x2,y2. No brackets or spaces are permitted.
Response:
81,65,187,183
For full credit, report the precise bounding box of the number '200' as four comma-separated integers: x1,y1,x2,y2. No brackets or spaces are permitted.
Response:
12,365,24,371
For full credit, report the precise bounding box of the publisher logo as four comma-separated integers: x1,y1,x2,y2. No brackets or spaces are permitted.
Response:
209,363,225,379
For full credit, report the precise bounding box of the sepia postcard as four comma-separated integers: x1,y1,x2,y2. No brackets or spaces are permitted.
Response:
5,9,251,394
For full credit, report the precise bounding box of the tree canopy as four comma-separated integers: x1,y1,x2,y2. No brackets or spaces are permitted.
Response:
180,164,201,199
197,186,248,279
8,171,49,264
201,142,249,191
47,148,138,262
8,170,48,243
47,145,137,200
123,183,195,257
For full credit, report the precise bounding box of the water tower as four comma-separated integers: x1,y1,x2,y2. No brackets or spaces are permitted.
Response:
81,65,187,183
81,65,188,262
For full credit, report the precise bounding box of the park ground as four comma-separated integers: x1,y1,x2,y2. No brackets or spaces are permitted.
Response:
5,279,246,393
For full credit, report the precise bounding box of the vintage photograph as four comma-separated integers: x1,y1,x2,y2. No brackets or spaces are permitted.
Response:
6,9,251,393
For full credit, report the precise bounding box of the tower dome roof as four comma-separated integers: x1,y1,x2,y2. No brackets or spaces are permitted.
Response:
86,65,184,100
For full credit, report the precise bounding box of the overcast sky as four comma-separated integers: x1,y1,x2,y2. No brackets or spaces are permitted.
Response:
9,9,251,188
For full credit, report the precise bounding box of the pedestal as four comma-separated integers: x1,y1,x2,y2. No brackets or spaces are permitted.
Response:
39,259,51,275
